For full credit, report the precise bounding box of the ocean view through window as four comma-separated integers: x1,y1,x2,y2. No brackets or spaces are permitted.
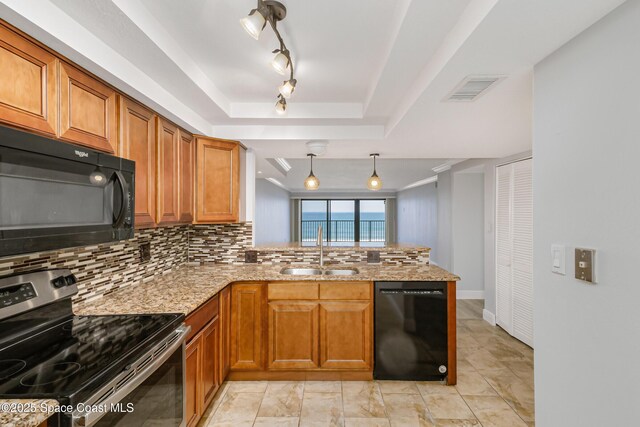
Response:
301,199,385,243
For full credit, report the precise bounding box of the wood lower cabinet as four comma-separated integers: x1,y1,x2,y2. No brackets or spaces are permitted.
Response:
185,333,202,427
59,62,117,153
319,301,372,369
230,283,266,370
156,117,180,225
0,23,57,136
268,301,319,370
201,317,220,408
119,97,157,228
219,286,231,379
195,136,240,223
178,129,194,223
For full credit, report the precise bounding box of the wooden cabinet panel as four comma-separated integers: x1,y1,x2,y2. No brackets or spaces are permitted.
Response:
59,62,117,153
156,117,179,224
319,282,371,300
219,286,231,380
195,137,240,223
319,301,372,370
268,301,319,370
185,334,202,427
202,316,220,407
185,295,219,342
268,282,319,300
178,129,194,223
0,23,57,136
230,283,265,370
119,97,156,227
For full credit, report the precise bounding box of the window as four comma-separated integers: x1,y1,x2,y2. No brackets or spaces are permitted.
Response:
300,199,385,243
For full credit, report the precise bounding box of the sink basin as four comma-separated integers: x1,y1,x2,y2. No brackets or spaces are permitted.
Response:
280,267,323,276
323,268,359,276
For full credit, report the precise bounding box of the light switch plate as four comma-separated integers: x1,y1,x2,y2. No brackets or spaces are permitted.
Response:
551,244,565,274
575,248,596,283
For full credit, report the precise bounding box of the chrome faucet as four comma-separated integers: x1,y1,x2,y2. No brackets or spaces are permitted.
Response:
317,224,324,267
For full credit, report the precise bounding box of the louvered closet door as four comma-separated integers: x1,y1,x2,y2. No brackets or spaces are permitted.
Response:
495,159,533,347
495,164,513,334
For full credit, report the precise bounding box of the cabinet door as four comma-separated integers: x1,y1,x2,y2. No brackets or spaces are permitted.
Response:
0,24,57,136
178,129,194,223
195,137,240,223
319,301,372,369
59,62,117,153
230,283,265,370
268,301,319,370
156,118,179,225
119,97,156,228
201,316,220,408
185,334,202,427
219,286,231,380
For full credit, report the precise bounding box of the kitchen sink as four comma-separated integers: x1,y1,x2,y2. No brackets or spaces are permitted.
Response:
280,267,323,275
323,268,359,276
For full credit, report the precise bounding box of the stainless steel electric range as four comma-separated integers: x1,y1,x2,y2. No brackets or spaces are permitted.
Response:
0,269,189,427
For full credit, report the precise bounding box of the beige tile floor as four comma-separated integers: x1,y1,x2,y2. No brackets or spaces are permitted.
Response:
198,300,534,427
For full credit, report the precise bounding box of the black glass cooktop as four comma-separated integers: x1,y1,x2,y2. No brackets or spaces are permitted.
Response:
0,306,183,404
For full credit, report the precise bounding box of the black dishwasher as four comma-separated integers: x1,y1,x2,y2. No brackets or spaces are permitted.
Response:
374,281,448,380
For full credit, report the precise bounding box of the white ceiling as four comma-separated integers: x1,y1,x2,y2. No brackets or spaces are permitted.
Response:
0,0,627,184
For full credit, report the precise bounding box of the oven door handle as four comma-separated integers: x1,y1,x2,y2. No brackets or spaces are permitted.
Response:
72,325,190,427
112,171,129,229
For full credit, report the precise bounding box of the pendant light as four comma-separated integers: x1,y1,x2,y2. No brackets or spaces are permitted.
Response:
367,153,382,191
275,95,287,115
304,153,320,190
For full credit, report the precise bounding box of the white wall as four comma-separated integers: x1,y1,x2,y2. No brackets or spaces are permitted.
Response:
396,183,438,259
254,179,291,245
533,1,640,425
452,172,485,295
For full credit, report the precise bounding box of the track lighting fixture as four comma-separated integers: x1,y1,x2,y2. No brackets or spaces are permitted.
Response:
275,95,287,115
241,0,297,114
304,153,320,190
367,154,382,191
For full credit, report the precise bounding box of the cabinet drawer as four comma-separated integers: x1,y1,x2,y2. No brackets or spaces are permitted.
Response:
268,282,319,300
319,282,371,300
186,294,219,341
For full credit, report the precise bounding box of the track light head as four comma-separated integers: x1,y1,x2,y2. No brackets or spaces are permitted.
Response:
240,8,267,40
271,51,290,75
278,79,296,99
275,95,287,115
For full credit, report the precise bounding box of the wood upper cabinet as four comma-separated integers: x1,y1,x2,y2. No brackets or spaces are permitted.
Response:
319,301,372,370
230,283,265,371
178,129,194,223
185,334,202,427
195,136,240,223
59,62,117,153
156,118,179,225
119,97,156,228
201,316,220,408
0,23,57,136
268,301,319,370
219,286,231,380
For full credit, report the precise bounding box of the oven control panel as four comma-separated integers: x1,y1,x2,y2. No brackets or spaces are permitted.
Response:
1,283,36,307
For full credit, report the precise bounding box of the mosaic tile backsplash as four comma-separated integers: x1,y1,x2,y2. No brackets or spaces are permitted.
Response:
188,223,253,264
245,248,430,266
0,226,189,307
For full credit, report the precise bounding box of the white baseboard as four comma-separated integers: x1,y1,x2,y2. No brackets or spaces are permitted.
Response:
456,290,484,299
483,309,496,326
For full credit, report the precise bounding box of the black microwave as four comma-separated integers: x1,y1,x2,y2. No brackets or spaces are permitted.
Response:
0,126,134,257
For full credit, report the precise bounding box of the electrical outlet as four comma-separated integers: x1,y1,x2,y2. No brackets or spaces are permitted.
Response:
245,250,258,263
139,242,151,262
367,251,380,264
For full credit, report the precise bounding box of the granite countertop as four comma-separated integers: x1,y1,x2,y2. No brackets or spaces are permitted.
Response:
252,242,431,251
0,399,58,427
5,263,458,426
75,263,458,316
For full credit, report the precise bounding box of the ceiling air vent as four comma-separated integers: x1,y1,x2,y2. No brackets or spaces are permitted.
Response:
445,75,505,102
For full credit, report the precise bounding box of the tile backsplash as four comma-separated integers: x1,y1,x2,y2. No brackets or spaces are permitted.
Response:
0,226,189,307
188,223,253,264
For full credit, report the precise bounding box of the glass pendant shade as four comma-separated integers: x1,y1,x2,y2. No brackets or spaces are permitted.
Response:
271,52,290,75
304,173,319,190
240,10,266,40
275,97,287,115
278,79,296,98
367,173,382,191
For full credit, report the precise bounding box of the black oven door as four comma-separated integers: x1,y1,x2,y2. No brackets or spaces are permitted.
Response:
0,126,134,256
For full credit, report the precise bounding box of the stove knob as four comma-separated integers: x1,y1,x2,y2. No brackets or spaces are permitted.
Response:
65,274,77,286
51,276,66,288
